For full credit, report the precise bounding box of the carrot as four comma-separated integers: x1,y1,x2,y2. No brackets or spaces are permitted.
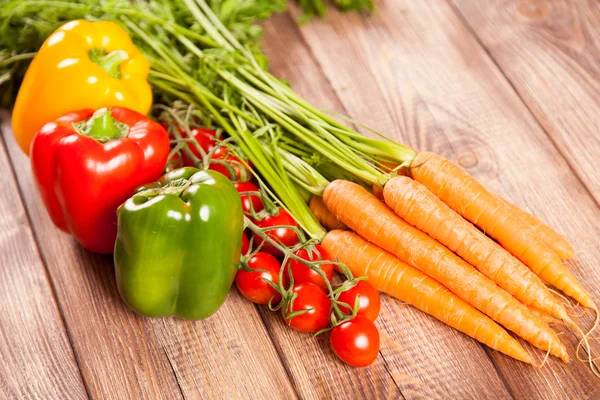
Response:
410,152,595,310
322,229,534,365
383,176,572,324
309,196,347,231
496,195,575,259
323,180,569,362
372,184,384,201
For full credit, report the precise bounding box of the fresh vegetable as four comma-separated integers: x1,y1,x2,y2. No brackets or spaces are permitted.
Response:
330,315,379,368
384,176,572,323
297,0,374,21
410,152,595,310
309,195,347,231
323,180,569,362
242,232,250,255
254,209,301,257
12,20,151,155
236,252,285,305
209,147,253,182
234,182,265,214
337,281,380,322
496,195,575,259
3,0,593,370
114,167,243,319
322,229,534,364
166,151,184,172
30,107,169,254
283,283,331,333
177,127,217,166
286,245,334,290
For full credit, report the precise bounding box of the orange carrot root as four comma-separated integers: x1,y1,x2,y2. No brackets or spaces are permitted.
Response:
309,195,347,231
383,176,573,325
410,152,595,310
371,184,384,201
574,309,600,378
322,229,534,365
324,180,569,362
497,195,575,259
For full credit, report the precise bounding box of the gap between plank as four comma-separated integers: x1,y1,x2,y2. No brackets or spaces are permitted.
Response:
249,305,301,400
0,116,92,400
162,346,186,399
446,0,600,213
444,3,595,397
272,12,409,398
286,6,518,397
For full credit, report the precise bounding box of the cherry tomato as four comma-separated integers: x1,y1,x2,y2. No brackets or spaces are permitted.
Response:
236,252,285,305
283,283,331,333
165,151,183,172
183,127,216,157
209,147,253,182
330,316,380,367
234,182,264,214
254,208,300,258
241,232,250,255
163,124,217,167
287,245,334,290
338,281,381,322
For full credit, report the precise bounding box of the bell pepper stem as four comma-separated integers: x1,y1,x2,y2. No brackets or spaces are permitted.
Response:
92,49,128,79
73,108,129,143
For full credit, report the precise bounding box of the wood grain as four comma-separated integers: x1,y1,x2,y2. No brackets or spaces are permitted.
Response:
262,14,414,400
288,1,600,398
0,115,296,399
452,0,600,205
0,112,87,399
1,114,183,399
265,10,510,400
151,294,297,399
1,1,600,397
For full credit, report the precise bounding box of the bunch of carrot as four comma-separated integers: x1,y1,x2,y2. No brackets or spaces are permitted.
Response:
309,151,597,369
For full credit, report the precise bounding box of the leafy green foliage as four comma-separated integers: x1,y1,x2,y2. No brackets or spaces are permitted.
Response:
0,0,397,239
0,0,285,105
297,0,373,21
0,0,374,105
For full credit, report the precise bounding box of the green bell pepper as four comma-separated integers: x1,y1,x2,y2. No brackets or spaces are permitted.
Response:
114,167,243,319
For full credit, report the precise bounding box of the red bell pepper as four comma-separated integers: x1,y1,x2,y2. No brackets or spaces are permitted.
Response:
31,107,169,254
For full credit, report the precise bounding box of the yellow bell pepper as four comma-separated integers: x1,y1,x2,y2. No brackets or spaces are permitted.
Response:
12,20,152,155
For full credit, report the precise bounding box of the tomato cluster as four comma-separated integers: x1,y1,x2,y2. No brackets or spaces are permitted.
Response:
167,121,382,368
233,186,382,368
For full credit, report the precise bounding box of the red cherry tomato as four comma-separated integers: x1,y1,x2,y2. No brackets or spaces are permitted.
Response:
164,124,217,167
338,281,381,322
236,252,285,305
234,182,264,214
283,283,331,333
287,245,334,290
209,147,252,181
254,208,300,258
182,127,216,158
165,151,183,172
241,232,250,255
330,316,380,367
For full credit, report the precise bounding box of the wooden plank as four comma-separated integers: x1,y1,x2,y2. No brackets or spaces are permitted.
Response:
451,0,600,204
287,1,600,398
1,114,183,399
0,112,87,399
1,114,296,399
263,12,509,400
262,15,415,400
151,296,297,399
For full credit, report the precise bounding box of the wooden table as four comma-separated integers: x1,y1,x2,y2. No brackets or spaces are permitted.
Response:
1,1,600,398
